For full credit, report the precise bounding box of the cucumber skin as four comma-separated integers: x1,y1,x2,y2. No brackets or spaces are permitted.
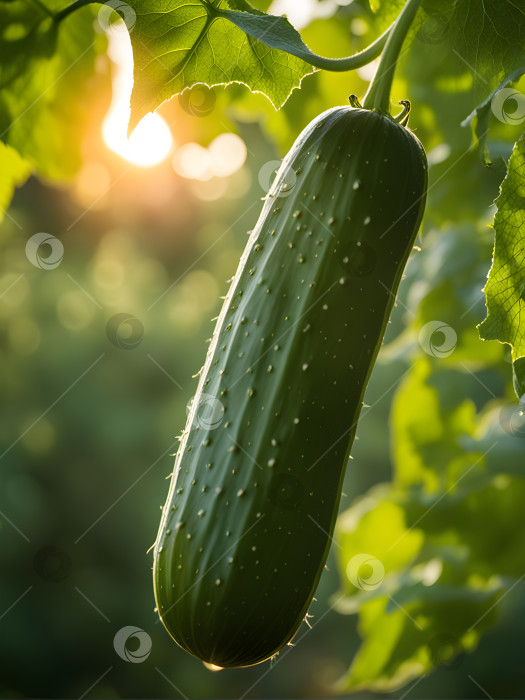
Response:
153,106,427,668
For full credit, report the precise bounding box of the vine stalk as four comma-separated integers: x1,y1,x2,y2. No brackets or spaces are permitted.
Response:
306,26,390,73
362,0,423,115
54,0,95,22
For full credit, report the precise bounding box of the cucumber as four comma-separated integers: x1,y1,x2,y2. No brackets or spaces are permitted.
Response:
153,100,427,668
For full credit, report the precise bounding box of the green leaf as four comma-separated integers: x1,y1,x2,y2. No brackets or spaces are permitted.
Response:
333,358,525,692
0,141,30,223
127,0,316,130
0,1,107,181
478,135,525,389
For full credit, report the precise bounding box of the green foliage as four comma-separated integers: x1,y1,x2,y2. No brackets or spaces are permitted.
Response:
332,175,524,688
461,69,525,165
479,136,525,392
0,1,108,180
0,142,30,223
372,0,525,95
333,357,525,692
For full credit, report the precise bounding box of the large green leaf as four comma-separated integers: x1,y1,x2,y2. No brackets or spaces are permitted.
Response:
478,135,525,397
127,0,317,129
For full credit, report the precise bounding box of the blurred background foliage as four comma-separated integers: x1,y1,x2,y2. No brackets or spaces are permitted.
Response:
1,0,524,698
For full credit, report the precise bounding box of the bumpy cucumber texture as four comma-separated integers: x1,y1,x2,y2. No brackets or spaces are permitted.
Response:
153,102,427,668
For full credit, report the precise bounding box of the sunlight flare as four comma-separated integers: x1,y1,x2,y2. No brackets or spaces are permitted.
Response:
102,21,173,167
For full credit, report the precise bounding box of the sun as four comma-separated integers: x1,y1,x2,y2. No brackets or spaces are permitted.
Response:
102,22,173,167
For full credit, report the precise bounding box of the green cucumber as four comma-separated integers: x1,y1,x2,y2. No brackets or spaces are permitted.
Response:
153,100,427,668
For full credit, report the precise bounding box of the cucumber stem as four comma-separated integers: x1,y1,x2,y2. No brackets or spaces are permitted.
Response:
362,0,423,115
54,0,95,22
